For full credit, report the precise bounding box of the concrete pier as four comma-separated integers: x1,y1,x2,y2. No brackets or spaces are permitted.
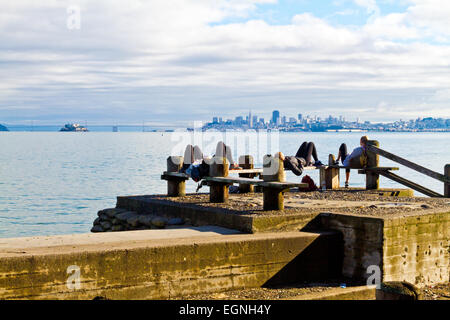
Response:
0,227,341,300
1,189,448,300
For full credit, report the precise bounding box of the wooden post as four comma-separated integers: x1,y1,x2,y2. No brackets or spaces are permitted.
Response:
167,156,185,197
209,157,229,203
445,164,450,198
366,140,380,190
238,155,254,193
320,154,340,190
263,153,285,210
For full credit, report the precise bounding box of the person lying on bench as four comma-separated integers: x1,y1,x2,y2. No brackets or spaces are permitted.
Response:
180,142,240,173
181,144,204,172
336,135,369,188
279,141,323,176
214,141,241,170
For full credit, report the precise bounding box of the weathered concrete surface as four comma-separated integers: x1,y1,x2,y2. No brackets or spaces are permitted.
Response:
115,193,449,287
0,228,342,300
319,211,449,287
116,192,449,233
289,285,377,300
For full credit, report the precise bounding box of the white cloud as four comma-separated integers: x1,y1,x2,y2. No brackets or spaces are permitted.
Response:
0,0,449,123
353,0,380,18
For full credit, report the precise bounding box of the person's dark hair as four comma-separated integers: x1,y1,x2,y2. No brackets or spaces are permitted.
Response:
360,136,369,145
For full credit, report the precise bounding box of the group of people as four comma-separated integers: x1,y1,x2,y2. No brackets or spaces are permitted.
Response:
180,136,370,188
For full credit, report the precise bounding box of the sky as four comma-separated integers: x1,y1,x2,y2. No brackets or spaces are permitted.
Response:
0,0,449,126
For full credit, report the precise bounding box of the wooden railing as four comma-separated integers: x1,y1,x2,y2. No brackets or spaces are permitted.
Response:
366,142,450,198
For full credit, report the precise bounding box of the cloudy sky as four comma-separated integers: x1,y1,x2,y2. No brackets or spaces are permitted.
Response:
0,0,449,125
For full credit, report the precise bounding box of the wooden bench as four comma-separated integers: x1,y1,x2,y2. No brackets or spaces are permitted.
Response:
205,154,307,210
161,155,264,197
203,176,307,210
295,149,399,190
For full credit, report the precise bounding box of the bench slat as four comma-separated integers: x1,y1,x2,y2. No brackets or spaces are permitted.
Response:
204,176,307,189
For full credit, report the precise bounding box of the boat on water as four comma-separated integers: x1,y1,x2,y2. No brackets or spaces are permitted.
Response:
59,123,88,132
0,124,9,131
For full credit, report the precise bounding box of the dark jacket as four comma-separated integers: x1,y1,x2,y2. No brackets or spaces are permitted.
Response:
284,156,306,176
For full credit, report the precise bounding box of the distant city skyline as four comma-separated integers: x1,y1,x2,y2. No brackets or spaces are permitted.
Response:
1,1,449,123
203,109,450,132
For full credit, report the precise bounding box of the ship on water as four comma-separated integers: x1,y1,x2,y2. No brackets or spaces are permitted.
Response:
59,123,88,132
0,124,9,131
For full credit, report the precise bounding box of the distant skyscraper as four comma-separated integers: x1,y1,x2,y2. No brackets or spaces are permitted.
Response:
272,110,280,125
213,117,218,124
235,116,244,125
298,114,302,121
281,116,286,125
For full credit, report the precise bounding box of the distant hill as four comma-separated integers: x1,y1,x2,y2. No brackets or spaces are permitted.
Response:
0,124,8,131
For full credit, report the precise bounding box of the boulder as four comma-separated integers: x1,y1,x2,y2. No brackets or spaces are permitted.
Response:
376,282,421,300
138,215,154,227
111,225,125,232
91,225,104,233
99,213,109,221
168,218,184,226
115,211,138,222
111,218,121,225
151,217,167,228
100,221,112,230
104,208,127,218
93,217,101,226
127,215,141,227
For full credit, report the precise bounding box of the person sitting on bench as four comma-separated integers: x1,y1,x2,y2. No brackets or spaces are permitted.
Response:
279,141,323,176
336,135,369,188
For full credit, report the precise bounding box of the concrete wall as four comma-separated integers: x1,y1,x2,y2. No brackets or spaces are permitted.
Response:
318,211,449,287
117,196,321,233
0,231,342,300
383,213,449,285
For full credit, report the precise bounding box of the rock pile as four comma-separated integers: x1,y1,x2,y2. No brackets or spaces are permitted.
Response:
91,208,185,233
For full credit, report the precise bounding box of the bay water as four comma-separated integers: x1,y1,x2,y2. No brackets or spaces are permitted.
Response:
0,131,448,238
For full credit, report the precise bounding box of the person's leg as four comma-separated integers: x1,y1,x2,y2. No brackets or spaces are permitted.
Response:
193,145,203,162
182,144,194,171
224,144,235,166
304,142,318,166
295,142,308,158
215,141,235,167
338,143,350,187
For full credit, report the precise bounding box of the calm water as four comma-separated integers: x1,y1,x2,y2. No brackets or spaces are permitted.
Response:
0,132,448,238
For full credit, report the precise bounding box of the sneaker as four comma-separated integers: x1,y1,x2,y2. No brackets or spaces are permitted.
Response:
314,160,324,167
345,182,349,188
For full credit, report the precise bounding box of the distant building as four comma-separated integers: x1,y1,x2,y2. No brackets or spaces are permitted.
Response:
272,110,280,125
60,123,88,132
252,115,257,128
